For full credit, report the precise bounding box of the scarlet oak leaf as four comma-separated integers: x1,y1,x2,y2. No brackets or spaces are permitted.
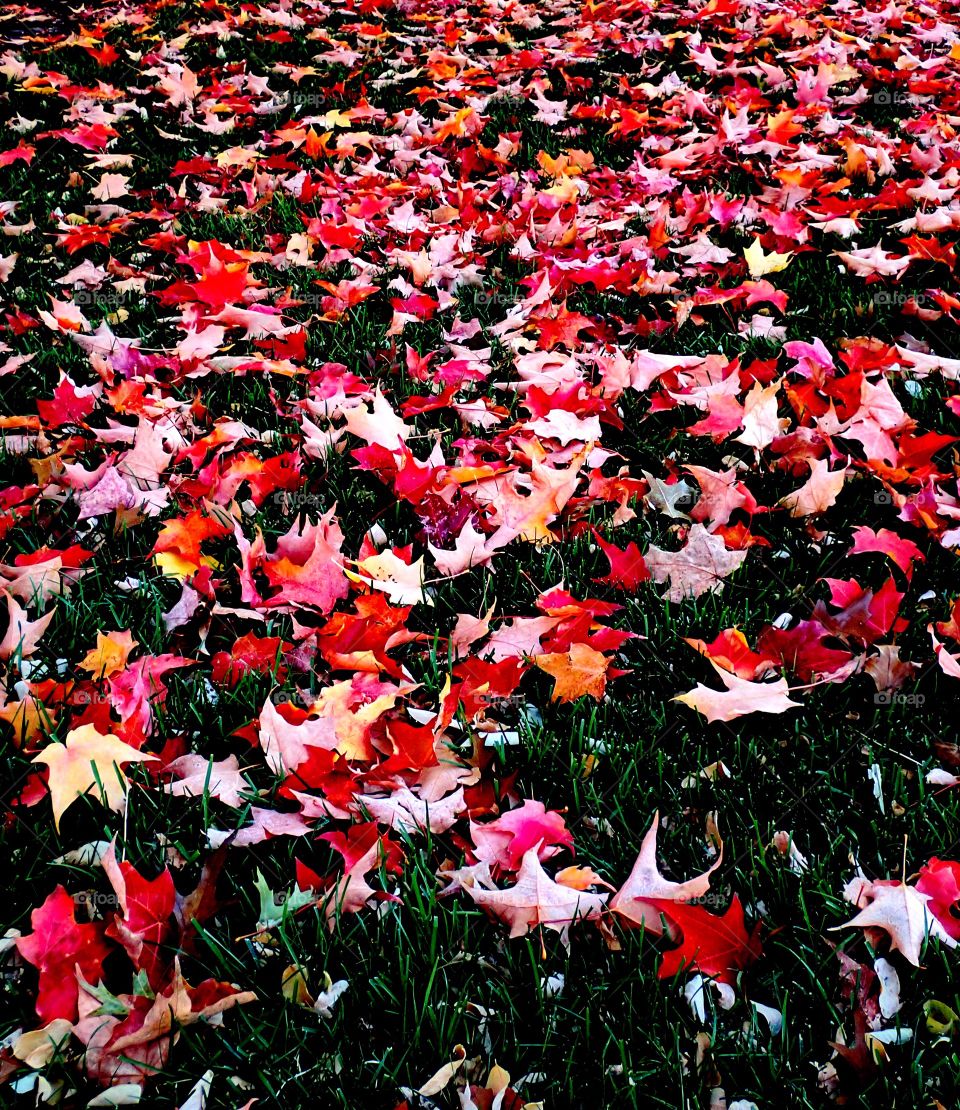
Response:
32,724,158,829
832,879,957,966
674,662,800,723
467,845,607,947
15,886,113,1023
610,812,723,935
645,524,746,602
656,896,762,985
534,642,612,702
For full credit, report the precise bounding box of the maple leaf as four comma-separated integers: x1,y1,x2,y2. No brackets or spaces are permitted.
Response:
645,524,747,602
163,753,250,808
0,593,54,660
835,246,911,278
610,813,723,935
470,800,574,874
743,238,793,278
684,628,776,679
341,388,411,449
76,629,138,679
480,451,587,550
262,508,351,612
312,822,403,923
779,459,847,517
467,844,608,947
916,858,960,940
734,379,786,451
259,697,337,775
685,465,752,530
101,959,255,1070
848,526,924,581
931,628,960,680
592,529,650,590
206,807,311,849
36,375,96,426
360,785,466,834
534,303,595,350
32,724,158,829
534,642,612,702
102,843,176,988
348,549,431,606
674,662,800,723
429,520,495,576
864,645,918,694
107,653,191,735
15,886,113,1023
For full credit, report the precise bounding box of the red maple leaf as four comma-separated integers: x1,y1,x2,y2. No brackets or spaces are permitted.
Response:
16,886,114,1023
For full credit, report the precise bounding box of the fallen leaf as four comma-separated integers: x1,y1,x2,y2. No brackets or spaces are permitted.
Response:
674,663,801,723
32,724,157,829
645,525,747,602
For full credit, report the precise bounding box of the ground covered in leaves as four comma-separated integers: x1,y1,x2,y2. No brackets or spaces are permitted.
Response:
2,0,960,1106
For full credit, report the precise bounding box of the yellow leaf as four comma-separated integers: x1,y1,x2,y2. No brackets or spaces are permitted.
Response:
743,237,793,278
281,963,313,1007
77,630,138,679
32,724,157,829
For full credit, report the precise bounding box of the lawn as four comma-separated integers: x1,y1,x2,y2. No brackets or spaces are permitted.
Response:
2,0,960,1107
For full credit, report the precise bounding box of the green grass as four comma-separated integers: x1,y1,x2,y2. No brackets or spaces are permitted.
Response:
2,0,960,1107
